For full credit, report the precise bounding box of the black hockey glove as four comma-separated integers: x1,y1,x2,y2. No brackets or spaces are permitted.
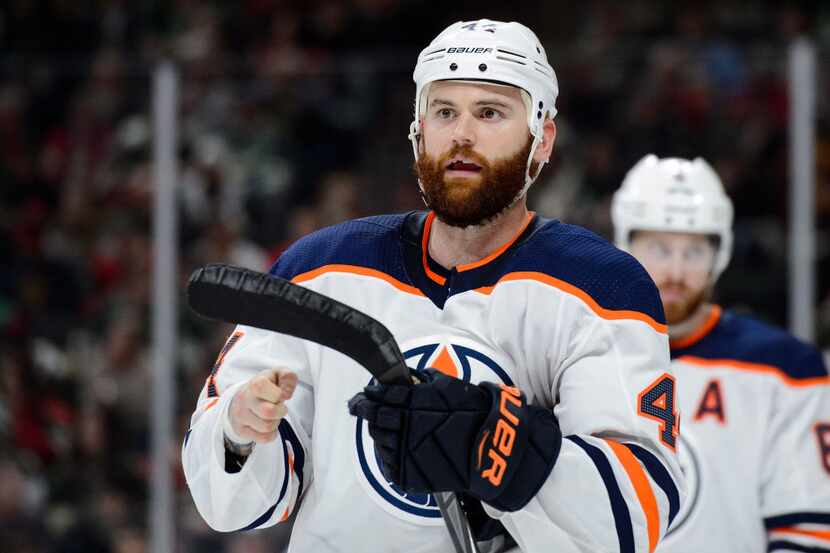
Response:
347,369,562,512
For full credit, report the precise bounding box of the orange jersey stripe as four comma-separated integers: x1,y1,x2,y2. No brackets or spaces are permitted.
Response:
475,271,668,334
279,454,298,522
456,211,535,272
605,439,660,553
421,212,447,285
292,264,425,297
677,355,830,388
670,305,722,349
207,330,244,398
770,527,830,542
420,210,534,280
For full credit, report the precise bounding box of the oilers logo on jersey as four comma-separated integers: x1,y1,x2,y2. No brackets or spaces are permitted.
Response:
353,336,515,523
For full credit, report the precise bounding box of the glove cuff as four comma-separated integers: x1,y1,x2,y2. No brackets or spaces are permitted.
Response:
490,405,561,511
469,383,562,512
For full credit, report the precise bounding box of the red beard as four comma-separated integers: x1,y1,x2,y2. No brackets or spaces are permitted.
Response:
662,284,710,325
415,136,535,228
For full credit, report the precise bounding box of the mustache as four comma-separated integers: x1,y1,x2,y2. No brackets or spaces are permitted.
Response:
438,144,489,167
660,281,691,293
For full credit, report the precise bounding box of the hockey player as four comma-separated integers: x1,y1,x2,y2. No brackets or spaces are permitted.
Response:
612,155,830,552
183,20,684,552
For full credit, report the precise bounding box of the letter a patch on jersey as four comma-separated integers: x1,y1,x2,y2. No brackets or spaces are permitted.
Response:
694,379,726,425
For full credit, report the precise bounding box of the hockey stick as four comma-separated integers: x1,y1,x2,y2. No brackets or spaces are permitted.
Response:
187,263,480,553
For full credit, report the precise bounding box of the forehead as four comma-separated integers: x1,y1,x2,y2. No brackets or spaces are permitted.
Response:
631,230,714,247
427,80,524,106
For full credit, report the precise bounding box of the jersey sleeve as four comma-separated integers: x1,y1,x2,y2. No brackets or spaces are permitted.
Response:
181,324,314,532
487,275,685,553
761,344,830,552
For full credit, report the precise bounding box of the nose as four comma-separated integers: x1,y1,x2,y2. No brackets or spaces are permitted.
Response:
451,112,476,147
667,252,685,281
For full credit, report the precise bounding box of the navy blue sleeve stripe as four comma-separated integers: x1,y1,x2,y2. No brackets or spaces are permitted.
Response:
239,420,306,531
768,540,830,553
279,419,306,501
765,513,830,528
239,435,287,531
241,501,280,532
184,429,192,447
623,442,680,528
567,436,634,553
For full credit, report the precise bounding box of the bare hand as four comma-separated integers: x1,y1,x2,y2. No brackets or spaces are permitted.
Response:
228,368,298,443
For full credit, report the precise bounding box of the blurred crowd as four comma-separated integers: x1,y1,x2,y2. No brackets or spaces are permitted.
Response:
2,1,830,552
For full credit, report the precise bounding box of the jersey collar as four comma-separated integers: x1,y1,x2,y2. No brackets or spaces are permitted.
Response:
670,304,722,350
401,210,541,309
420,210,536,285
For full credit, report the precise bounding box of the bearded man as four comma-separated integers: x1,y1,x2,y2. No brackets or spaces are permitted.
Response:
183,20,684,553
612,155,829,553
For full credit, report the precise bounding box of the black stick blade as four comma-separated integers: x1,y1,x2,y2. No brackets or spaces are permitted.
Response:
187,264,410,386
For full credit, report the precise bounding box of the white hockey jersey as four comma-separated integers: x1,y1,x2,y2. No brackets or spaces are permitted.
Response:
182,211,685,553
656,305,830,553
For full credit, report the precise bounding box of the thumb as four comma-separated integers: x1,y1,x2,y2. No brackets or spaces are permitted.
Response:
264,367,298,400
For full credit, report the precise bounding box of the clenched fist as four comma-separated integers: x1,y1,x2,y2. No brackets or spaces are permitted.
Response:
227,368,298,444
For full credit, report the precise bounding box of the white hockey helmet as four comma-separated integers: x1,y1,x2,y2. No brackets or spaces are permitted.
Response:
408,19,559,198
612,154,734,279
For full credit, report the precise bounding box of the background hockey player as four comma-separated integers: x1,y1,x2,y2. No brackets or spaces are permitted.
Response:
183,20,684,552
612,154,830,552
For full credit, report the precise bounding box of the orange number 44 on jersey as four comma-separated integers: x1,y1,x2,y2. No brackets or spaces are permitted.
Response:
637,373,679,451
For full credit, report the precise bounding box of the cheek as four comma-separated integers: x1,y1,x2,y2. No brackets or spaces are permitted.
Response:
421,129,449,158
629,249,661,281
641,263,667,285
484,124,526,155
684,270,711,291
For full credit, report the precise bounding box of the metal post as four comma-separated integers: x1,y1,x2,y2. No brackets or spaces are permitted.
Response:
150,61,179,553
787,38,816,342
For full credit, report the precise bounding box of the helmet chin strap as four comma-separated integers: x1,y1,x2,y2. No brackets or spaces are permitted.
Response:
513,88,546,205
408,119,428,205
518,131,544,196
409,80,432,198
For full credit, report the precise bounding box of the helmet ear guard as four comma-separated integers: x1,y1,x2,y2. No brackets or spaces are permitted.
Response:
611,154,735,280
409,20,559,199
